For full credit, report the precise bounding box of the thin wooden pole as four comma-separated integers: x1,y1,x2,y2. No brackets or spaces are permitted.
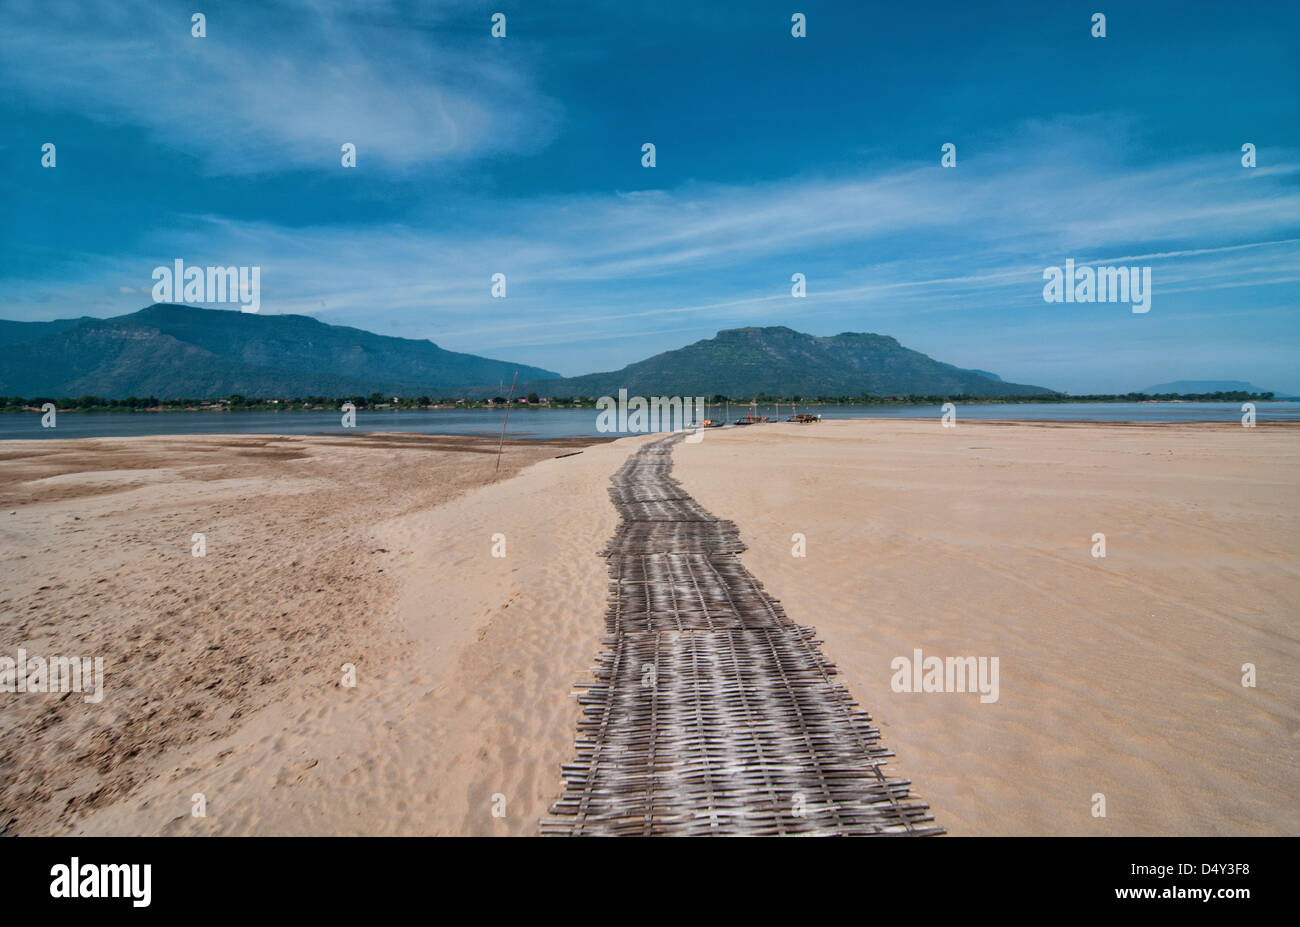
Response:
495,371,518,472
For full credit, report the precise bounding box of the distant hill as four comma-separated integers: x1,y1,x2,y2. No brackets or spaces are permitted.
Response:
0,317,92,347
0,304,559,398
507,326,1054,398
1144,380,1271,394
0,311,1055,401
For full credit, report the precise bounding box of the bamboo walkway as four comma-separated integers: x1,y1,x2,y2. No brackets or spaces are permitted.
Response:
541,433,943,836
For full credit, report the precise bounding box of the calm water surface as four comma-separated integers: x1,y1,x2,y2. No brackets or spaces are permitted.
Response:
3,402,1296,440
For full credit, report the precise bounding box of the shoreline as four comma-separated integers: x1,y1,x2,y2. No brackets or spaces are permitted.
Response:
3,412,1298,449
2,396,1292,415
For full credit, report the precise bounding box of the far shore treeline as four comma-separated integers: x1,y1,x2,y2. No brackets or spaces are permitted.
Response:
0,389,1280,413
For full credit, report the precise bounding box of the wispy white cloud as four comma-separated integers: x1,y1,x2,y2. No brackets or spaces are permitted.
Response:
0,0,560,173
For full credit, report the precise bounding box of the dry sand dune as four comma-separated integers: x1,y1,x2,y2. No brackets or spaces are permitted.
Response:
1,419,1296,836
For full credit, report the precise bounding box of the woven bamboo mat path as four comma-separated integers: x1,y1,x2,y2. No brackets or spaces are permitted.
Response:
541,433,943,836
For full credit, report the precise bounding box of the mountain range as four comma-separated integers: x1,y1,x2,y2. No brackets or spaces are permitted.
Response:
0,305,558,398
1142,380,1272,394
0,305,1058,399
502,326,1053,398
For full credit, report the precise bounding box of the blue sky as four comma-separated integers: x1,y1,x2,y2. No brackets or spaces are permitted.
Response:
2,0,1298,393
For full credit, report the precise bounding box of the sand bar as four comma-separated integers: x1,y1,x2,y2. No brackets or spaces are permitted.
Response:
2,419,1296,835
672,419,1300,835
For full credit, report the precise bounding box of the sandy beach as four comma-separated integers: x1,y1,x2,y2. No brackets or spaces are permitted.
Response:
1,419,1296,835
0,431,628,835
674,419,1300,835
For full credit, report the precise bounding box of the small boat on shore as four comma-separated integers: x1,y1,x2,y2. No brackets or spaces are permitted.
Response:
733,399,768,424
700,402,728,427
